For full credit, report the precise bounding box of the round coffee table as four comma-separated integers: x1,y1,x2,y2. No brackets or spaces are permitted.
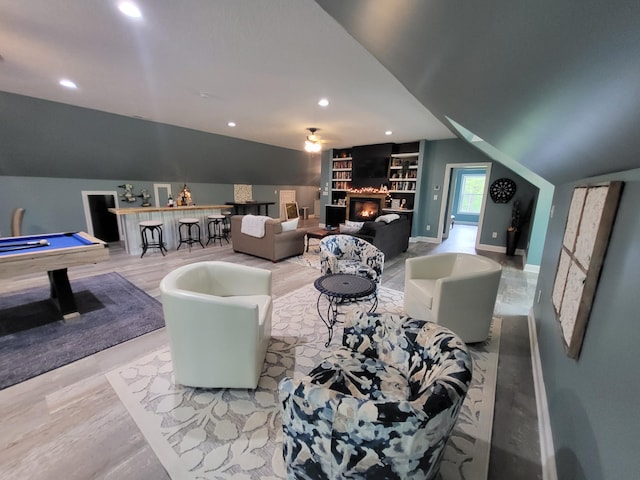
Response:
314,273,378,347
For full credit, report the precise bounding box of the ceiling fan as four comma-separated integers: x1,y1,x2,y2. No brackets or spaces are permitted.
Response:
304,127,322,153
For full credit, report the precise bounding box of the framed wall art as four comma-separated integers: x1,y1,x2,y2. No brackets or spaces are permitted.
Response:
285,202,299,220
552,181,623,359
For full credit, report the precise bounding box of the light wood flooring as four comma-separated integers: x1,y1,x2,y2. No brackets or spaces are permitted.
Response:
0,221,542,479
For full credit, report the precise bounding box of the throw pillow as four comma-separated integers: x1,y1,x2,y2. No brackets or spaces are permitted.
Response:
375,213,400,224
281,217,299,231
340,220,364,234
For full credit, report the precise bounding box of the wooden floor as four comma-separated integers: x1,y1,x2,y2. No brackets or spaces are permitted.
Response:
0,221,542,479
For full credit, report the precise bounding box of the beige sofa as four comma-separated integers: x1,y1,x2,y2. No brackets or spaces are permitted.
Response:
231,215,306,262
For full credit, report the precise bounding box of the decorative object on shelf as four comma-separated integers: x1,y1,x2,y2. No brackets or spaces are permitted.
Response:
348,186,388,194
118,184,137,203
138,189,151,207
178,184,194,206
551,181,623,359
304,128,322,153
401,160,410,178
489,178,517,203
234,184,253,202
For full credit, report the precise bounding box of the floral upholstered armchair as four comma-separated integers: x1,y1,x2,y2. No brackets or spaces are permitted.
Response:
278,312,473,480
319,234,385,284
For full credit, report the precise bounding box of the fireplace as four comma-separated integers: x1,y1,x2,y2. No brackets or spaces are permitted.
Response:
346,192,388,221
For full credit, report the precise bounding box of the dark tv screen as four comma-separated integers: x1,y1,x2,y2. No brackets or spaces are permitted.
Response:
351,143,392,188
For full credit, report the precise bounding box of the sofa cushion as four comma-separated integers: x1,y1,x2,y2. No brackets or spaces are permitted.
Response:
335,259,375,278
358,221,376,235
375,213,400,223
308,347,410,402
339,220,364,234
281,217,299,231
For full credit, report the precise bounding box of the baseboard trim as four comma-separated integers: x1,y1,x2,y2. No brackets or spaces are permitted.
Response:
476,243,526,256
411,236,439,244
528,309,558,480
525,264,541,274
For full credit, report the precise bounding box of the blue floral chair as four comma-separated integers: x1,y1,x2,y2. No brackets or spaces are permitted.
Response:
278,312,473,480
319,234,385,284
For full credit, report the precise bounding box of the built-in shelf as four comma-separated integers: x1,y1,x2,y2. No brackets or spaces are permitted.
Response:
388,152,419,195
331,156,352,193
328,145,420,210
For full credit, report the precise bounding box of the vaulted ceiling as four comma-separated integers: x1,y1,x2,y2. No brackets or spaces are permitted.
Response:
1,0,638,186
0,0,451,154
317,0,640,184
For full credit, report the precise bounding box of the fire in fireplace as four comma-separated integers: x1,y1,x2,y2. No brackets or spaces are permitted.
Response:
349,197,381,221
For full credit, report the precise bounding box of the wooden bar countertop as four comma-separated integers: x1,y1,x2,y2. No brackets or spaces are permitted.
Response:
108,205,230,215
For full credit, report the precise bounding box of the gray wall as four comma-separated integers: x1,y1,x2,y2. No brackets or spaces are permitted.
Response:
317,0,640,185
533,168,640,479
0,176,318,237
0,91,320,186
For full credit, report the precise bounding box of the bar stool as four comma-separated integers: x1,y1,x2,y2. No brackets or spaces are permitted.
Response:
222,210,233,239
206,214,228,246
177,218,204,251
139,220,167,258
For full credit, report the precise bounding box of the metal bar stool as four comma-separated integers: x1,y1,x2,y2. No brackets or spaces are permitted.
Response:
139,220,167,258
222,210,233,239
206,214,228,246
177,218,204,251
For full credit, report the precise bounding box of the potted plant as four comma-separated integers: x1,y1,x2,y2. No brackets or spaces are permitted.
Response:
506,198,532,256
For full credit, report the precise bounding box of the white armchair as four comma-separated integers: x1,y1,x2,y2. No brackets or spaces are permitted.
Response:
159,261,272,389
404,253,502,343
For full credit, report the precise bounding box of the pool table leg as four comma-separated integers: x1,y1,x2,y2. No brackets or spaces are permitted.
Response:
47,268,80,319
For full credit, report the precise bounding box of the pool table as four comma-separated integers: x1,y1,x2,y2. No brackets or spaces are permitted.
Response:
0,231,109,319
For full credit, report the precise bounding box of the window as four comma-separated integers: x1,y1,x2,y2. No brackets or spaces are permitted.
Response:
458,174,486,214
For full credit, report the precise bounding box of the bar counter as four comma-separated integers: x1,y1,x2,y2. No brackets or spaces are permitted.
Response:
109,205,230,255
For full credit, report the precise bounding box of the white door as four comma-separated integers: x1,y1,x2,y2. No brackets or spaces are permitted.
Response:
279,190,296,219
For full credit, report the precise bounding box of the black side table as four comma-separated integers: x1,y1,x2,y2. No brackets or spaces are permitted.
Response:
314,273,378,347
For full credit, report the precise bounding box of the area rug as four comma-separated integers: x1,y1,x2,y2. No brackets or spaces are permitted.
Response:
285,249,321,270
107,284,500,480
0,272,165,390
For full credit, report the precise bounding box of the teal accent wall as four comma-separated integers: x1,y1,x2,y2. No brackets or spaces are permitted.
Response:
319,150,333,225
533,168,640,479
415,139,539,251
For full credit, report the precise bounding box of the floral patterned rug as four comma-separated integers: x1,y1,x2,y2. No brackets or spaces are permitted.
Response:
106,284,500,480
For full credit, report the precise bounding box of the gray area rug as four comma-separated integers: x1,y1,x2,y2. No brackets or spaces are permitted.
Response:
0,272,164,390
107,284,500,480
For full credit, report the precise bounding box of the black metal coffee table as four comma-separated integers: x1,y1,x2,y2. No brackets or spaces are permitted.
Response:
314,273,378,347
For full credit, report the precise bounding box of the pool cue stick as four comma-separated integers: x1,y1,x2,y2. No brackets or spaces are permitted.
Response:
0,239,50,249
0,244,50,253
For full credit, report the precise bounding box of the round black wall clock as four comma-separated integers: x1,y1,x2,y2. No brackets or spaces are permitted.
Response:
489,178,516,203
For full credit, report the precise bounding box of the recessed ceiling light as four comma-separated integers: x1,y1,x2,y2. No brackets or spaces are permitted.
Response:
385,130,393,136
59,79,77,89
118,1,142,18
318,98,329,107
227,122,236,127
